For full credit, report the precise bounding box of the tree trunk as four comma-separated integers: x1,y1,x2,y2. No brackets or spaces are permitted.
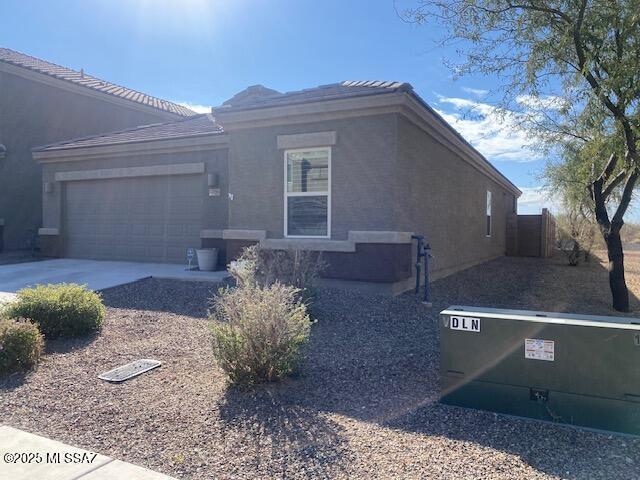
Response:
589,160,636,312
605,229,629,312
569,240,580,266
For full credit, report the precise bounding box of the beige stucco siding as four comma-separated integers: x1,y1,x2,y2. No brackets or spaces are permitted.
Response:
34,96,518,283
394,114,516,277
227,114,398,240
0,69,177,250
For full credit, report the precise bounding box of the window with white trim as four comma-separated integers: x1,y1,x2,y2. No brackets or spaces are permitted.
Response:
284,147,331,238
486,190,492,237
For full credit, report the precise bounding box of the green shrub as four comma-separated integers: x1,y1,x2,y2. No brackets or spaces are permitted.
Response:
0,317,44,376
7,284,105,338
210,282,312,385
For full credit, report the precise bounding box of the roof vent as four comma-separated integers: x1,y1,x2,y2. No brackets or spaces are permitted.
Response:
80,68,84,78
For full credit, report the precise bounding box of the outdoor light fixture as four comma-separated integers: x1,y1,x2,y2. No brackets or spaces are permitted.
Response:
0,144,6,159
44,182,54,193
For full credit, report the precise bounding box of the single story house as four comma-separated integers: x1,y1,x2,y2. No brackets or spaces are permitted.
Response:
0,47,196,250
33,80,521,293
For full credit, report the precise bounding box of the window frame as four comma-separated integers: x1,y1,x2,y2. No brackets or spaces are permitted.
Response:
486,190,492,238
283,146,332,239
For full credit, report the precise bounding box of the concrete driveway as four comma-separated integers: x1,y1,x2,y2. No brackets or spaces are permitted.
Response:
0,258,228,300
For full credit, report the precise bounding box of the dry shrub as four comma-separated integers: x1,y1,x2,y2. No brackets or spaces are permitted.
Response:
556,212,597,266
209,282,312,386
228,245,325,294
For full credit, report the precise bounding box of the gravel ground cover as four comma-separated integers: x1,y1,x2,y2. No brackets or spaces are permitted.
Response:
2,253,640,479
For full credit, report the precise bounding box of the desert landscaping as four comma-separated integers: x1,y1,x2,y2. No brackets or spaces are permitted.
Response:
2,251,640,480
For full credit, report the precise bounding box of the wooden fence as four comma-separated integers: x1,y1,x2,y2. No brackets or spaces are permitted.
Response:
506,208,556,258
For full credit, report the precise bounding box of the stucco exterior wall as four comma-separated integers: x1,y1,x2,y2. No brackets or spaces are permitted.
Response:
35,101,518,288
226,114,398,240
394,114,517,278
0,69,176,250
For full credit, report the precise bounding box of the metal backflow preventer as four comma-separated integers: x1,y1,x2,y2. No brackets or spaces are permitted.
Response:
412,235,432,305
440,306,640,435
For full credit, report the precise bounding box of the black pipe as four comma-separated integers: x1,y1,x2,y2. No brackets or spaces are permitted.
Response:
411,235,424,295
412,235,432,305
423,243,431,304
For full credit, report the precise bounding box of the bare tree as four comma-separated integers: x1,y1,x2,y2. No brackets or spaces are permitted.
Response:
557,209,596,266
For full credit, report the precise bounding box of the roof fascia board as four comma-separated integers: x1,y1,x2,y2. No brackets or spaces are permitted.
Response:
34,133,229,163
0,61,185,120
216,92,407,128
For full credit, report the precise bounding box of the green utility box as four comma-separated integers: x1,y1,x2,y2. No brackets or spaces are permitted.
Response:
440,306,640,435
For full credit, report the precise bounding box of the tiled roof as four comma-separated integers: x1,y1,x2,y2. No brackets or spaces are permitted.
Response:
216,80,412,112
0,47,196,117
34,114,223,151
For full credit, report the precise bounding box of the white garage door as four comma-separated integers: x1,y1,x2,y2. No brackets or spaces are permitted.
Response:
64,175,203,263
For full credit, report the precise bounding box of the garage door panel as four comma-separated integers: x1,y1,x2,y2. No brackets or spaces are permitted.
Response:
65,175,203,263
166,223,198,236
165,245,188,259
168,199,202,216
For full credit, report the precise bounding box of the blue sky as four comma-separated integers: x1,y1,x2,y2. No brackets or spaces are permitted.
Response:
1,0,553,213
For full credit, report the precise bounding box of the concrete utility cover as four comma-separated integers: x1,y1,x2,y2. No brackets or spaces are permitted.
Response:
99,359,161,383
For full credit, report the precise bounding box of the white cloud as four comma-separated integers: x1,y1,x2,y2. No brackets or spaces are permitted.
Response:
515,94,566,111
461,87,489,97
517,186,563,214
435,95,541,162
175,102,211,114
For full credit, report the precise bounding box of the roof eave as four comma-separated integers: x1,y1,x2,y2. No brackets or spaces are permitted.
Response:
33,132,229,163
0,60,194,119
213,88,399,114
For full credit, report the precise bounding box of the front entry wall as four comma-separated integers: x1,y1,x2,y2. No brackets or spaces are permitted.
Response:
202,238,412,284
64,175,203,263
38,108,518,289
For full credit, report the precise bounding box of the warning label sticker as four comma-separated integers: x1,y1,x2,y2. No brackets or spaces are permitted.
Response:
525,338,555,361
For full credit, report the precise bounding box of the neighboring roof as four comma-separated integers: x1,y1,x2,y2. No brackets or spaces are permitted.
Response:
0,47,196,118
222,84,282,108
33,114,223,152
217,80,411,112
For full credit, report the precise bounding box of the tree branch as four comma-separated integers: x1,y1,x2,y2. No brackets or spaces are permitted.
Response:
591,174,611,232
600,153,619,182
611,172,639,227
602,170,627,199
569,0,639,164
